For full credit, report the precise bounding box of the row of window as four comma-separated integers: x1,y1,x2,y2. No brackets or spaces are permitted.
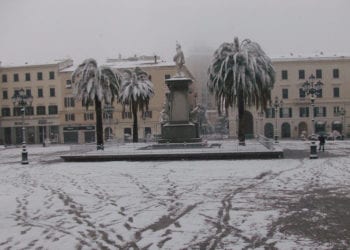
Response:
281,68,339,80
2,106,153,120
265,106,343,118
1,105,58,116
1,71,55,83
281,87,340,99
2,88,56,99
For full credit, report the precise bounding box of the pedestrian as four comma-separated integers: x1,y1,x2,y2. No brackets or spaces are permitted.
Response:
318,134,326,151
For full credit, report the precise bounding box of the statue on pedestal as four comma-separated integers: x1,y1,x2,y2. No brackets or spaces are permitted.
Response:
173,42,185,77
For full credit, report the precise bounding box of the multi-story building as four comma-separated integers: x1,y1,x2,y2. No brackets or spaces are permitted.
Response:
0,59,73,145
0,57,197,145
226,55,350,139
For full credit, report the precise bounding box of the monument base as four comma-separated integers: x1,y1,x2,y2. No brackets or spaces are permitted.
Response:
159,122,201,143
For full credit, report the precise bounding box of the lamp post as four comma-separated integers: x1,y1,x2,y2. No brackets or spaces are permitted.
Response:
273,96,283,143
12,88,33,164
301,74,323,159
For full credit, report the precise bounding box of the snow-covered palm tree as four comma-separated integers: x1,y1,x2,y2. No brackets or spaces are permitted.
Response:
72,58,120,150
119,67,154,142
208,37,275,145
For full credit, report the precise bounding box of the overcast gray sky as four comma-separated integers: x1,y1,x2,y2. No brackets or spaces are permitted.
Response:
1,0,350,65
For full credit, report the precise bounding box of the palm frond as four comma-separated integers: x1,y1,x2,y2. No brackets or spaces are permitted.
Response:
207,37,275,112
72,58,120,108
119,67,154,114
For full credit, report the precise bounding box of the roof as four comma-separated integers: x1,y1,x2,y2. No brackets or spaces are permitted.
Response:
60,60,176,73
0,59,73,69
271,54,350,63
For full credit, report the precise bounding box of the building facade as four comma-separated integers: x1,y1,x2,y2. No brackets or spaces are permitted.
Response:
0,60,73,145
0,58,198,145
227,56,350,139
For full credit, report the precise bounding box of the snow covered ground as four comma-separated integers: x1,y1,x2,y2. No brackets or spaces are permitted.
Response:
0,140,349,249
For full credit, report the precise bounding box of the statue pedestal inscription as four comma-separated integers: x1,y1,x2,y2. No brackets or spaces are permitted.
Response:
160,77,201,143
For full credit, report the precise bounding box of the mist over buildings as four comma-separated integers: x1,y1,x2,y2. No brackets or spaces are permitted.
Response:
1,0,350,66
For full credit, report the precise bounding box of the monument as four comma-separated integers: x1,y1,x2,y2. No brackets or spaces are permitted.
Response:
159,43,201,143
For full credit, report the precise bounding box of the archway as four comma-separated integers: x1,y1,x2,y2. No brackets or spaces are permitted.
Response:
332,121,343,134
104,127,113,140
298,122,308,138
242,111,254,138
281,122,291,138
264,123,274,138
315,121,326,134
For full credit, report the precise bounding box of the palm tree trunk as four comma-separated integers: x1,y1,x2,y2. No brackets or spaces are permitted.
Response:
238,90,246,146
132,104,138,142
95,96,104,150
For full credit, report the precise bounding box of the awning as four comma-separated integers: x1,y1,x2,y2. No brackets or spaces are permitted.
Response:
332,121,342,125
316,121,325,125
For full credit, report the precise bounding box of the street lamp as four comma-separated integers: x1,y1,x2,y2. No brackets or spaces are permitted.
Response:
12,88,33,164
273,96,283,143
301,74,323,159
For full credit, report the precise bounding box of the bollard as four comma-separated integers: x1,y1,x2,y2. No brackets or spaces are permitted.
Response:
310,141,318,159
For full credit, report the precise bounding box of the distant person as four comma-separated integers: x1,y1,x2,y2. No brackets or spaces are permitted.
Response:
318,134,326,151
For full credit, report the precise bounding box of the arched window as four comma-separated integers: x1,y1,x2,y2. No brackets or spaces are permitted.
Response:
281,123,291,138
264,123,274,138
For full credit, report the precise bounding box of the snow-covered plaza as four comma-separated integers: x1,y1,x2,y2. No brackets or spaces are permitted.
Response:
0,140,350,249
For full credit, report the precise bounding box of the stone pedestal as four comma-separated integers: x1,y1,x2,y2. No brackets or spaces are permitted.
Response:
160,77,201,143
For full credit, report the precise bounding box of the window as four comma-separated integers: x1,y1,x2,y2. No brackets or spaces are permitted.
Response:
49,88,55,97
265,108,275,118
103,111,113,119
165,74,171,80
2,74,8,83
66,80,72,88
84,112,94,120
25,73,31,81
334,106,341,116
333,87,340,98
49,71,55,80
38,88,43,97
143,110,152,118
280,107,292,118
37,72,43,80
316,89,323,98
122,111,132,119
333,69,339,79
13,107,22,116
298,70,305,79
65,113,75,121
64,97,75,107
13,73,19,82
48,105,58,115
281,70,288,80
25,107,34,116
36,106,46,115
314,107,326,117
3,90,8,99
316,69,322,79
1,107,10,117
282,89,288,99
299,107,309,117
26,89,31,97
299,88,306,98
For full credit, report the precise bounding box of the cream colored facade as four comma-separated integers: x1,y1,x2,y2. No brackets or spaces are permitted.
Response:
227,56,350,139
0,58,197,145
58,60,197,144
0,60,73,145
